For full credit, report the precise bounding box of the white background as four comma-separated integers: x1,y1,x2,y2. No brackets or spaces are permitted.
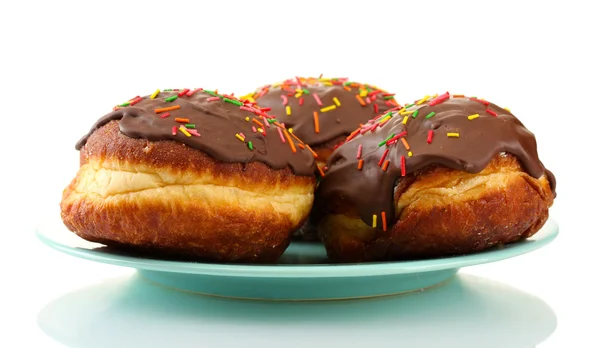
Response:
1,0,598,347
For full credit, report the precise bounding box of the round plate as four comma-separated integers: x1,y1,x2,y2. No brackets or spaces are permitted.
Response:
36,215,558,300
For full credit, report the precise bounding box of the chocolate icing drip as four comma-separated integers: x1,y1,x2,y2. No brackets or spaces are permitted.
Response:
250,77,397,147
76,90,316,176
316,94,556,228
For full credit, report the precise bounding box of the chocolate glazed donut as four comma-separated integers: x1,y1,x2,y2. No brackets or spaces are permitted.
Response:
61,88,318,263
314,93,556,262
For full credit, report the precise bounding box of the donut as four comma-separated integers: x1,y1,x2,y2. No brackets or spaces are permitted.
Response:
245,76,398,167
314,93,556,262
60,88,318,263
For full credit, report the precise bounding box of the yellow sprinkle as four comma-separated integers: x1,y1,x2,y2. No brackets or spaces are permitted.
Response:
322,81,333,86
372,214,377,228
400,110,413,116
447,132,460,138
333,97,341,107
402,116,409,124
286,105,291,115
408,151,413,157
150,89,160,99
246,96,256,103
468,114,480,120
379,115,392,123
504,107,511,112
257,128,263,133
416,95,430,105
245,117,250,122
179,126,191,137
360,89,368,97
288,128,293,134
321,105,337,112
235,134,245,142
295,92,303,98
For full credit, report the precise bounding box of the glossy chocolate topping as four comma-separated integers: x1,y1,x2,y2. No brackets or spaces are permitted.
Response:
76,89,317,176
316,93,556,228
248,77,398,147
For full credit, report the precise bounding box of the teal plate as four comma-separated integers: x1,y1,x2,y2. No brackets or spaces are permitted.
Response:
36,215,558,301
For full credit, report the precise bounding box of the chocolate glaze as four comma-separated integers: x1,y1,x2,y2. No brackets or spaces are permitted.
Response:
249,77,397,147
76,90,317,176
316,94,556,228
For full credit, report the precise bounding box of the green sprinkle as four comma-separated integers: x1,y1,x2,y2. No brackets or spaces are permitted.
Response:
248,141,254,150
165,95,178,102
185,124,195,129
425,111,436,119
378,133,396,147
204,90,219,97
302,88,310,94
344,81,352,86
385,111,393,117
224,98,243,106
384,95,395,100
163,89,173,91
119,101,131,107
412,110,419,118
405,103,414,108
267,118,277,124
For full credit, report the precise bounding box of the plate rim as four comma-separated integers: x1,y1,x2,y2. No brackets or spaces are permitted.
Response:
36,217,558,278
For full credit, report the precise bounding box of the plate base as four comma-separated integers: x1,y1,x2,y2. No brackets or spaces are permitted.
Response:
138,268,459,301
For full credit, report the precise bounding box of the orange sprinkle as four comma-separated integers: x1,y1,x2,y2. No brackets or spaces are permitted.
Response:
382,160,390,171
297,143,305,149
343,86,351,91
175,118,190,123
252,118,263,128
283,128,296,153
401,138,410,150
317,165,325,177
382,212,387,231
356,94,366,106
313,111,320,133
305,145,318,158
453,94,465,98
358,159,364,170
290,132,305,145
155,105,181,113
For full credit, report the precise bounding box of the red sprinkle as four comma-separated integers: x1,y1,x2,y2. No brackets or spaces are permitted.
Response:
428,92,450,106
281,94,288,105
130,97,143,106
486,108,498,117
171,126,177,135
471,97,490,106
385,131,408,145
382,212,387,231
160,112,170,118
401,155,406,176
178,88,190,97
373,104,379,114
186,88,203,96
378,149,389,166
299,97,304,106
427,130,434,144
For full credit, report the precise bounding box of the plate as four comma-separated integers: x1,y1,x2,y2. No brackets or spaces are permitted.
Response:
36,215,558,300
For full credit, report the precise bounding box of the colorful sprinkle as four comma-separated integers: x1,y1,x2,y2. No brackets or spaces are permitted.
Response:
299,97,304,106
277,127,286,143
165,95,178,102
313,112,320,133
224,98,243,106
333,97,341,107
447,132,460,138
321,105,337,112
283,128,296,153
379,134,396,147
468,113,480,120
286,105,291,115
401,138,410,150
159,112,170,118
155,105,181,113
425,111,436,119
402,116,409,124
412,110,419,118
281,95,288,105
356,144,363,159
382,160,390,171
235,134,245,142
171,126,177,135
401,155,406,176
427,130,434,144
248,141,254,150
150,89,160,99
207,97,220,102
177,89,190,97
428,92,450,106
179,126,191,137
313,93,323,106
358,159,364,170
186,88,203,96
185,124,195,129
356,94,366,106
372,214,377,228
408,151,413,157
382,212,387,231
174,118,190,123
486,109,498,117
379,149,389,166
